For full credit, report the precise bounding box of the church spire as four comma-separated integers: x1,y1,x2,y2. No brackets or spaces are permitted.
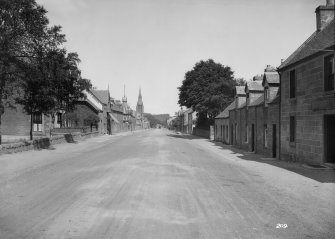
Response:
122,84,127,103
136,87,144,114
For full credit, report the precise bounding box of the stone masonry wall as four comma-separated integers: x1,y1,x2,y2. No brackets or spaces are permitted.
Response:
2,105,30,136
0,131,100,155
280,53,335,164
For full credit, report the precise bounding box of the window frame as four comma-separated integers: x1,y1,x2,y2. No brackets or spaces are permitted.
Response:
289,69,296,98
32,113,43,132
324,54,335,91
57,112,62,125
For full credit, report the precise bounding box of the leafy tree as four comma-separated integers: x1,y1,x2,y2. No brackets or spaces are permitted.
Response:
0,0,51,143
235,77,247,86
178,59,235,127
0,0,91,141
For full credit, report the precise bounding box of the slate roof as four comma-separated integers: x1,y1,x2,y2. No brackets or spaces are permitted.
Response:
236,86,246,95
111,104,123,113
264,65,277,72
215,100,236,119
83,99,102,113
239,101,246,108
91,90,109,105
246,81,264,92
108,113,120,124
249,95,264,107
279,19,335,70
268,95,280,105
263,72,280,85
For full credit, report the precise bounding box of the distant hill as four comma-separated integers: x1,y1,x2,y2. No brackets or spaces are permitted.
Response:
144,113,170,127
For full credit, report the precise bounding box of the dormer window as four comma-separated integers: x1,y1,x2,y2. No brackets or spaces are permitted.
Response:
246,93,250,106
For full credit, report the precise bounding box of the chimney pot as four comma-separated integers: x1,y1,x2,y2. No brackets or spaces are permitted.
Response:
326,0,334,6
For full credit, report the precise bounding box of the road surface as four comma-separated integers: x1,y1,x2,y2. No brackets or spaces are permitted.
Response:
0,129,334,239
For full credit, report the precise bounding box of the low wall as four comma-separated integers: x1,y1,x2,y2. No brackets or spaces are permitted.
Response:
193,128,210,139
53,126,98,134
0,131,100,155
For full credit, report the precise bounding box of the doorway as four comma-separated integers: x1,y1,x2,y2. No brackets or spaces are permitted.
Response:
325,115,335,163
251,124,255,152
272,124,277,158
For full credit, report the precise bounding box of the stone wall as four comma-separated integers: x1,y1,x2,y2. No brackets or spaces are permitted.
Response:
280,53,335,164
2,105,31,136
193,127,210,139
0,131,100,155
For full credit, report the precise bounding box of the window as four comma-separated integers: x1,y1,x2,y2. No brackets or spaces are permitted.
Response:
290,116,295,142
57,113,62,125
264,124,268,148
33,113,42,124
221,125,223,137
289,70,296,98
324,54,334,91
246,93,250,106
33,113,42,132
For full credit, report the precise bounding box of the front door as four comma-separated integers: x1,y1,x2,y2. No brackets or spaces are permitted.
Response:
325,115,335,163
272,124,277,158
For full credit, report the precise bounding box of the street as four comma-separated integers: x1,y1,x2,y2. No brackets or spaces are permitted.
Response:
0,129,334,239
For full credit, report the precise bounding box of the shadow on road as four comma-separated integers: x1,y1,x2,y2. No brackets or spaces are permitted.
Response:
167,132,335,183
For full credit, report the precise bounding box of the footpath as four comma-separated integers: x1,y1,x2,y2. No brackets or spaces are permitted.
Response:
0,130,144,155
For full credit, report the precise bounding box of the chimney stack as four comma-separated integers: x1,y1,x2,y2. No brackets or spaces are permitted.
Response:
315,0,335,31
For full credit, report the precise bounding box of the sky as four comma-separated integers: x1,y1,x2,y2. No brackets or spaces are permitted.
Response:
36,0,324,116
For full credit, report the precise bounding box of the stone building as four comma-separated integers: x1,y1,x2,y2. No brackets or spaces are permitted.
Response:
64,89,104,133
121,89,136,132
182,108,194,134
278,0,335,164
1,88,104,142
215,67,280,159
214,99,235,144
2,104,52,141
90,89,112,134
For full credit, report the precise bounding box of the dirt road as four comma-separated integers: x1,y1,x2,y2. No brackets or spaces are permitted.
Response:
0,129,334,238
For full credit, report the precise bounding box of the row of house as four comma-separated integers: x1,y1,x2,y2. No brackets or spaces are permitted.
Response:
2,87,149,142
215,0,335,165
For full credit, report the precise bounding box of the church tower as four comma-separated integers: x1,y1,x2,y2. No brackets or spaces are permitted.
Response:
135,88,144,129
136,88,144,115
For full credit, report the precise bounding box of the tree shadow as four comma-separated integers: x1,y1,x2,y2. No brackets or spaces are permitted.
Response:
167,132,335,183
211,141,335,183
166,134,200,140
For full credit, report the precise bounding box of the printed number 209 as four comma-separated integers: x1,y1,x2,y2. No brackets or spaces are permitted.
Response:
276,224,288,229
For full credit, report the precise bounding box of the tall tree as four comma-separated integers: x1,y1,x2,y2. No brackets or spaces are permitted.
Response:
0,0,51,142
178,59,235,127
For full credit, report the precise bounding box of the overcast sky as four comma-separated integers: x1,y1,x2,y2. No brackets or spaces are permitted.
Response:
36,0,324,116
